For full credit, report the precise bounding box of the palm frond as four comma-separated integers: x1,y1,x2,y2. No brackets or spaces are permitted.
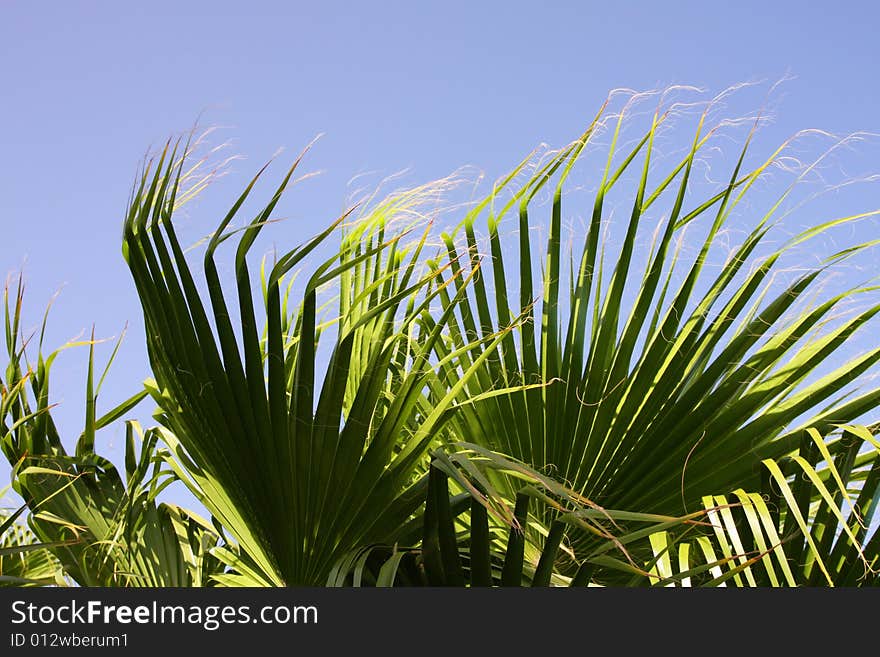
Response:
329,445,715,587
1,279,220,586
0,500,65,586
645,424,880,586
428,96,880,529
123,142,505,585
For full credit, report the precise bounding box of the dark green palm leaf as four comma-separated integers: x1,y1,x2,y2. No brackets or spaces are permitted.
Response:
123,143,507,585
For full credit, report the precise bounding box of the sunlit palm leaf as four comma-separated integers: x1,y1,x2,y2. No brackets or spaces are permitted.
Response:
645,424,879,586
0,500,65,586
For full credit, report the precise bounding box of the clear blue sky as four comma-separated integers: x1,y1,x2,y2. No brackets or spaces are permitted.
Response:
2,1,879,506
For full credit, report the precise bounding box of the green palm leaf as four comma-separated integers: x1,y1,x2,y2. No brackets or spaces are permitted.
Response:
1,280,219,586
329,444,718,587
645,424,879,586
428,97,880,532
0,497,65,586
123,142,502,585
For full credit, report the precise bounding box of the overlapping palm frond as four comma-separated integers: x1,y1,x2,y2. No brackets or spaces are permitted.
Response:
326,444,735,587
1,497,64,586
331,423,879,587
122,142,516,586
1,279,221,586
646,424,880,587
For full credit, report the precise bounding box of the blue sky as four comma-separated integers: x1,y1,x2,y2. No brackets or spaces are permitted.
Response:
2,1,879,506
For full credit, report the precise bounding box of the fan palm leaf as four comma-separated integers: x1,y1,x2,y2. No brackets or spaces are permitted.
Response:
428,95,880,529
122,142,511,585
